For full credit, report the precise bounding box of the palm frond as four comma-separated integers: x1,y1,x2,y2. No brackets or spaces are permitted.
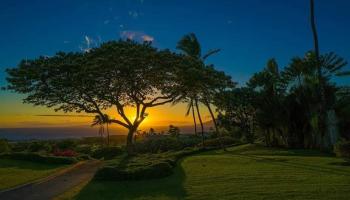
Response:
202,49,220,60
176,33,201,58
185,99,193,116
336,71,350,77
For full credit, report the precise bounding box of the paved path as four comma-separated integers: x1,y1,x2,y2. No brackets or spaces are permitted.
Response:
0,160,102,200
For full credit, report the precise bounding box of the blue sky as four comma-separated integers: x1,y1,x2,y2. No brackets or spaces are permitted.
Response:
0,0,350,123
1,0,350,85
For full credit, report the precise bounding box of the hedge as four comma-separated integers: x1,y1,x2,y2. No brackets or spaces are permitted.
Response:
94,147,204,181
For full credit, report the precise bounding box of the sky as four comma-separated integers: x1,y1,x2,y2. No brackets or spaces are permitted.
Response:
0,0,350,130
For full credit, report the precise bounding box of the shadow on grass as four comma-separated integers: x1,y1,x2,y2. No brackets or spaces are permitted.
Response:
199,144,350,176
328,161,350,166
0,159,63,170
201,143,333,157
74,161,187,200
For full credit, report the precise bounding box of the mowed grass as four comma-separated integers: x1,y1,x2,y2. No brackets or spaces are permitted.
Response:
0,159,67,190
71,144,350,200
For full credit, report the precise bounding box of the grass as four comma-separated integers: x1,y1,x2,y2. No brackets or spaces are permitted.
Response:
62,144,350,200
0,158,67,190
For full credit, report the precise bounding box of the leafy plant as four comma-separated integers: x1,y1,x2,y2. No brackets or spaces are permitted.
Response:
334,140,350,161
0,139,10,153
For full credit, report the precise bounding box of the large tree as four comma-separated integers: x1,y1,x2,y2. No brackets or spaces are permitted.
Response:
5,40,192,154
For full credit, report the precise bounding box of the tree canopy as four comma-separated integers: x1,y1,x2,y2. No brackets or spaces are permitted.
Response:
5,39,234,153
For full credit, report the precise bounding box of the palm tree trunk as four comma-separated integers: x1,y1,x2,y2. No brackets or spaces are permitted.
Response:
205,100,226,151
106,123,110,146
100,125,104,146
191,101,198,135
195,99,205,147
205,100,218,133
310,0,326,148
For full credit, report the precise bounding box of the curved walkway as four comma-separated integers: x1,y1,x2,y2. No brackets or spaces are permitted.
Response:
0,160,102,200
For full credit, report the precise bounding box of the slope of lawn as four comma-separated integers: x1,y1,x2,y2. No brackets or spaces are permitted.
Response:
0,159,67,190
69,144,350,200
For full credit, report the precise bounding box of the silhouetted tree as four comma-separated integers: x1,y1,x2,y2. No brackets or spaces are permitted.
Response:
168,125,180,137
176,33,221,136
4,40,191,154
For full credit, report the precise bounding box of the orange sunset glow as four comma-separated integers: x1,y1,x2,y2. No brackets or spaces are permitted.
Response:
0,93,210,130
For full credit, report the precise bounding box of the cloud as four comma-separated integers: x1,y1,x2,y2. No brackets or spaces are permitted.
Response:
227,20,233,24
35,114,93,118
85,35,92,47
79,35,98,53
141,35,154,42
120,31,154,42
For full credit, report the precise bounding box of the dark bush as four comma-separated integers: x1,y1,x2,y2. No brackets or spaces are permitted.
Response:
179,135,202,148
202,136,240,147
0,152,77,164
334,140,350,161
28,141,52,153
134,136,184,153
0,139,10,153
9,142,30,152
56,139,77,150
91,146,124,160
74,144,93,154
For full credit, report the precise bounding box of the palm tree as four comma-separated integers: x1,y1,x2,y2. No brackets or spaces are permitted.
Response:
310,0,328,147
176,33,221,136
91,114,111,146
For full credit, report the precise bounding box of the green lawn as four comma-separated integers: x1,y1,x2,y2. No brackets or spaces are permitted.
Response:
0,159,67,190
70,144,350,200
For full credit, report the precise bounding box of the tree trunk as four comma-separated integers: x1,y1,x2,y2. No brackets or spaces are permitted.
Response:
191,101,198,135
106,123,110,146
126,127,136,155
205,101,219,134
100,125,104,147
195,99,205,147
205,100,226,151
310,0,326,149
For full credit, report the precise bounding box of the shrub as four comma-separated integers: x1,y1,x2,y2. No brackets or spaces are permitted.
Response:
28,141,52,153
53,149,77,157
74,144,92,154
0,139,10,153
91,146,124,160
202,136,240,147
56,139,77,150
0,152,77,164
9,142,30,152
134,136,184,153
179,135,202,148
334,140,350,161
